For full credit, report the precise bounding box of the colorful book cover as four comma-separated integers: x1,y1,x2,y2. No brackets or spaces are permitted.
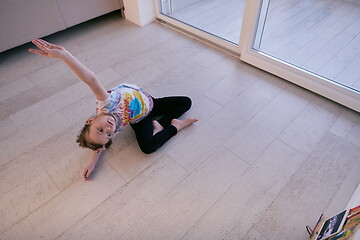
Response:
349,205,360,217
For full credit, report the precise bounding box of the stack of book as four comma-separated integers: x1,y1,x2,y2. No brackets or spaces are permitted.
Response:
328,205,360,240
308,205,360,240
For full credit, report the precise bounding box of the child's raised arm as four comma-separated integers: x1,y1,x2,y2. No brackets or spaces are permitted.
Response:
29,39,108,101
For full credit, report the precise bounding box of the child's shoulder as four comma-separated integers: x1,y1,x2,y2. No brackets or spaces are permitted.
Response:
110,83,142,93
120,83,141,90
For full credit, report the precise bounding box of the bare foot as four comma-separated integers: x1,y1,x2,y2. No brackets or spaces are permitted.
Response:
171,118,198,131
152,120,164,135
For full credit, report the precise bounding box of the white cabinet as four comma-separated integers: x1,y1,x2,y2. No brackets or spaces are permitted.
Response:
0,0,66,52
57,0,121,27
0,0,122,52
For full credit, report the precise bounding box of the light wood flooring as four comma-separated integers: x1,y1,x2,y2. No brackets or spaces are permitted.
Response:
1,11,360,240
167,0,360,92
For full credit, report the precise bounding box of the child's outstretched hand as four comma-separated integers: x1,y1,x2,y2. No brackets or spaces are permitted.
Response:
29,39,66,59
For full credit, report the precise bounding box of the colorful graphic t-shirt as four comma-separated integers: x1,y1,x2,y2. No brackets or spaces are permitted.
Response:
96,83,153,133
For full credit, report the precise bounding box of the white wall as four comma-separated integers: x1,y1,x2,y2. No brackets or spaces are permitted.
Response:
123,0,156,26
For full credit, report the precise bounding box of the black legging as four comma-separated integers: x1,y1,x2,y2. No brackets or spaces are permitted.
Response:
130,96,192,154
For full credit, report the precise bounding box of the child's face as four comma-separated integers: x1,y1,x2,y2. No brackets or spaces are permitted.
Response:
86,114,116,146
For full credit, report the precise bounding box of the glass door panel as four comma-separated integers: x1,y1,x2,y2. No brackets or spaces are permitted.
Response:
159,0,245,45
253,0,360,93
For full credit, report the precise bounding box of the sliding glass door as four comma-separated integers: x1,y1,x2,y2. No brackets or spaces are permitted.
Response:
157,0,245,51
253,0,360,93
159,0,245,44
156,0,360,112
241,0,360,111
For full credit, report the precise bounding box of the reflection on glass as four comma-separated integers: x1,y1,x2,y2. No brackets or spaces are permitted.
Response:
159,0,245,44
253,0,360,92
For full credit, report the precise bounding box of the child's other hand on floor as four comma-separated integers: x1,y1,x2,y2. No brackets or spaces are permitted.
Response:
82,164,95,181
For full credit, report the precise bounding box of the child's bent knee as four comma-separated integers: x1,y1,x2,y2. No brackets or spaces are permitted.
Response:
140,145,156,154
184,97,192,110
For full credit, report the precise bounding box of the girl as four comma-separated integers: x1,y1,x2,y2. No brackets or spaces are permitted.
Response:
29,39,197,181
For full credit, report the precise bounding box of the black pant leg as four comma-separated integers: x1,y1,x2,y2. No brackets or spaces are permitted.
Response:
151,96,192,127
130,96,192,154
130,116,177,154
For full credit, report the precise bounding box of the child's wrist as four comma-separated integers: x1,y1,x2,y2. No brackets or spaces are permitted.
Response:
58,49,72,61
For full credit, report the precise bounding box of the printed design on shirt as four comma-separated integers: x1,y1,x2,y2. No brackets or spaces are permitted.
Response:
131,90,148,121
118,90,149,126
119,94,132,126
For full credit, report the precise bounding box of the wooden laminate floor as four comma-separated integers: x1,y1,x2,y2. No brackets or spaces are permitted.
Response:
0,12,360,240
168,0,360,92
